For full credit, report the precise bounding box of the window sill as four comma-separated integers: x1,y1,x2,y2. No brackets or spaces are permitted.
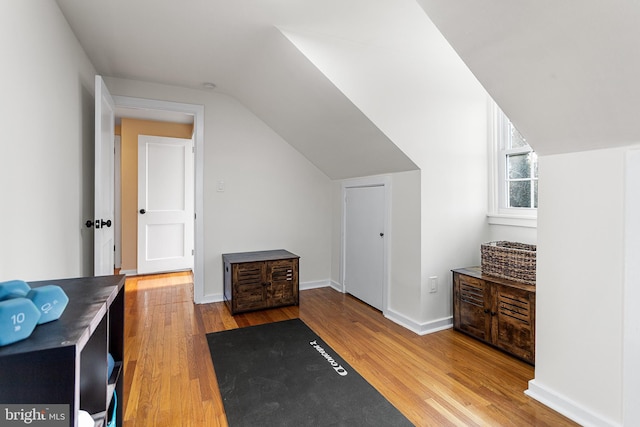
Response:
487,213,537,228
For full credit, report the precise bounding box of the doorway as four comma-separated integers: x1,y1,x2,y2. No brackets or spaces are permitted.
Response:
113,96,205,303
117,119,194,275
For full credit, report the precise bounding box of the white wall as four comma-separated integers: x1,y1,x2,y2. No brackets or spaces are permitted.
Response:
488,223,537,245
0,2,96,281
388,171,422,318
103,78,333,299
416,99,489,326
293,15,490,328
528,148,629,426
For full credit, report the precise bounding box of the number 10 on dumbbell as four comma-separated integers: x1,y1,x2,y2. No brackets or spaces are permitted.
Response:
0,280,69,346
12,312,27,330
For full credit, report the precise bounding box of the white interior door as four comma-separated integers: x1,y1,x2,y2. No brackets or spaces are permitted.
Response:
137,135,194,274
344,185,385,310
94,76,115,276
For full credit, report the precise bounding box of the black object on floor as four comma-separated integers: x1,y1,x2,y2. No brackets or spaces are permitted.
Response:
206,318,414,426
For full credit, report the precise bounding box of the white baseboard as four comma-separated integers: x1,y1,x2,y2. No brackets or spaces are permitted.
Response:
525,379,621,427
196,293,224,304
328,280,344,292
417,316,453,335
118,269,137,276
298,282,452,336
118,268,191,276
384,309,453,335
299,280,332,290
384,309,422,334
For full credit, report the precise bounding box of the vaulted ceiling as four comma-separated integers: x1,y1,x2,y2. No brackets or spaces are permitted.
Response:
55,0,427,179
56,0,638,173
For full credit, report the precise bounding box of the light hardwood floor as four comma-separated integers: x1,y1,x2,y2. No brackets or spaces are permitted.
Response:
122,272,577,427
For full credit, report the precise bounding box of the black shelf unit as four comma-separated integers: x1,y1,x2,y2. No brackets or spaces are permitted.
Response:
0,275,125,427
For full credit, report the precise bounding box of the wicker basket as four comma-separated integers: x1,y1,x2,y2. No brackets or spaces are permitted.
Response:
481,241,536,285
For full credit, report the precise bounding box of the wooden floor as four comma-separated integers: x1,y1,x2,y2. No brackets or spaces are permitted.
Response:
122,272,577,427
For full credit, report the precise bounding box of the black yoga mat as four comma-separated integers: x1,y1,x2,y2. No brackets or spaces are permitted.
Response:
206,318,413,426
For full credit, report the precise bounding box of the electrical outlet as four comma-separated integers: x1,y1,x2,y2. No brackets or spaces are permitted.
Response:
429,276,438,293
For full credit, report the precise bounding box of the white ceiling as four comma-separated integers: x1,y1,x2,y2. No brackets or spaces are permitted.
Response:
56,1,433,93
55,0,428,179
56,1,636,168
416,0,640,155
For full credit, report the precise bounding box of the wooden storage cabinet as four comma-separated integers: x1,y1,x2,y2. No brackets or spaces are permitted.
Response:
223,250,299,314
452,267,535,364
0,275,125,427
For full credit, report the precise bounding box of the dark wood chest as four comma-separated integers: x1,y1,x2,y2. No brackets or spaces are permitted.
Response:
223,250,299,314
452,267,535,364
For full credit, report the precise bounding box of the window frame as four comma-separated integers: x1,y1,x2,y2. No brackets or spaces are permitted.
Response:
488,101,537,228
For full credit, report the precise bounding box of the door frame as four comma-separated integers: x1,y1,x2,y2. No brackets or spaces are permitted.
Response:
624,149,640,425
114,135,122,269
341,175,391,315
113,95,205,304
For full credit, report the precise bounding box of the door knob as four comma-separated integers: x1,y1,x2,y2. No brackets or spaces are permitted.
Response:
92,219,112,229
139,209,146,214
379,232,384,237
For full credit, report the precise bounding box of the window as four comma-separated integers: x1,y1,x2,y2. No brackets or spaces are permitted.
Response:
503,125,537,209
489,101,538,224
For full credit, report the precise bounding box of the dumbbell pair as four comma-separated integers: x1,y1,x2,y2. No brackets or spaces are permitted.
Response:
0,280,69,346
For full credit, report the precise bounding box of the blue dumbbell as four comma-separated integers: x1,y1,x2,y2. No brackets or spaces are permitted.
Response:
26,285,69,324
0,280,31,301
0,298,41,346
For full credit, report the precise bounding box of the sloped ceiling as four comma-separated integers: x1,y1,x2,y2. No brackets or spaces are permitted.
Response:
415,0,640,155
55,0,423,179
220,27,419,179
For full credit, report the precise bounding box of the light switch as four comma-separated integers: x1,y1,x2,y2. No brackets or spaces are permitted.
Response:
429,276,438,293
217,180,225,192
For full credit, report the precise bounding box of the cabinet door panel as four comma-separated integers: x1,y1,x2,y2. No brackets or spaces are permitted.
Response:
456,275,490,341
493,284,535,362
267,259,298,307
233,262,267,312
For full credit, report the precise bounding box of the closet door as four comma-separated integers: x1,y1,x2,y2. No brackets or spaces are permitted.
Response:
344,185,385,310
